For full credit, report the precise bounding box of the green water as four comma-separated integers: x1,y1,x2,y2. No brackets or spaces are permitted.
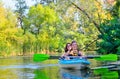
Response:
0,56,119,79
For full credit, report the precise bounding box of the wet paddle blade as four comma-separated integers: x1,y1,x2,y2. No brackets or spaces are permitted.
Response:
33,54,50,62
95,54,117,61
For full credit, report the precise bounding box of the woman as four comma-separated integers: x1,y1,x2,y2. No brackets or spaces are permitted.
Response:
61,43,72,59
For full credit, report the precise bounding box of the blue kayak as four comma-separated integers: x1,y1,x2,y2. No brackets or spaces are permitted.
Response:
59,57,90,69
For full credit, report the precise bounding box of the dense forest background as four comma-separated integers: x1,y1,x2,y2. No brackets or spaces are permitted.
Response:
0,0,119,56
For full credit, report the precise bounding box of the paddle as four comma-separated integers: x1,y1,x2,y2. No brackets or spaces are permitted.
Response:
33,54,61,62
94,54,118,61
33,54,118,62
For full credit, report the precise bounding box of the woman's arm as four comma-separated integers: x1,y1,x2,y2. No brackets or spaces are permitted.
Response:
78,51,85,56
60,51,70,60
61,51,69,57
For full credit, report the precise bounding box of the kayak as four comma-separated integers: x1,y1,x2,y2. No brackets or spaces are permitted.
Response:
59,57,90,69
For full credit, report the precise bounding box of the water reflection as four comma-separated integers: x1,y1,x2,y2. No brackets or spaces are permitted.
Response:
93,68,119,79
34,66,60,79
0,57,59,79
0,56,120,79
34,69,49,79
60,69,90,79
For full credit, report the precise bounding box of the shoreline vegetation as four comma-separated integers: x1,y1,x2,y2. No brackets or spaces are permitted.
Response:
0,50,61,57
0,0,119,57
0,51,96,58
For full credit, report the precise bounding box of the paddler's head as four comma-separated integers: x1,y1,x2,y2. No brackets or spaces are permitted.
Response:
71,40,78,50
65,43,72,52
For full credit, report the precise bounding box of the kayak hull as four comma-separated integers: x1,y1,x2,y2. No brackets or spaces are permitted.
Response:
59,58,90,69
59,63,89,69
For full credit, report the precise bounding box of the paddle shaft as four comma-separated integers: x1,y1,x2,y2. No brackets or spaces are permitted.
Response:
48,55,100,59
49,56,61,59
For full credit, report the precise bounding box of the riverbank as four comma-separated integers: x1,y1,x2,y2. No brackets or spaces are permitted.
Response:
0,50,61,58
0,51,97,58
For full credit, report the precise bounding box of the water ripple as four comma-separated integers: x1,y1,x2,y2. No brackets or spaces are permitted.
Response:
0,64,59,70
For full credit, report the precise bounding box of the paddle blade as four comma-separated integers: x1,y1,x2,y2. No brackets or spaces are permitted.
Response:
95,54,118,61
33,54,50,62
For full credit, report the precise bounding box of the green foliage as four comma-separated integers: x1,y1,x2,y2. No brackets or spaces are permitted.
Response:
0,0,100,56
2,0,117,56
0,3,18,55
110,0,120,18
15,0,28,15
24,4,62,53
97,19,120,54
25,4,59,34
54,0,99,51
96,0,120,54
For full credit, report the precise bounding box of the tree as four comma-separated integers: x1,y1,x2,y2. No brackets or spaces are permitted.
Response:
107,0,120,18
24,4,59,53
14,0,28,34
26,4,58,35
32,0,57,5
0,2,21,56
54,0,101,51
96,0,120,54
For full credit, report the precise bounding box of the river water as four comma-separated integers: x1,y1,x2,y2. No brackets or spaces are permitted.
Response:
0,56,119,79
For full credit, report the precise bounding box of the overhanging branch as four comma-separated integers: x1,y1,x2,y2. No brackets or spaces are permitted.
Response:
71,2,104,35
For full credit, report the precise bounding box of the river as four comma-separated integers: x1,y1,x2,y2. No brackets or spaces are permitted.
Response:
0,56,119,79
